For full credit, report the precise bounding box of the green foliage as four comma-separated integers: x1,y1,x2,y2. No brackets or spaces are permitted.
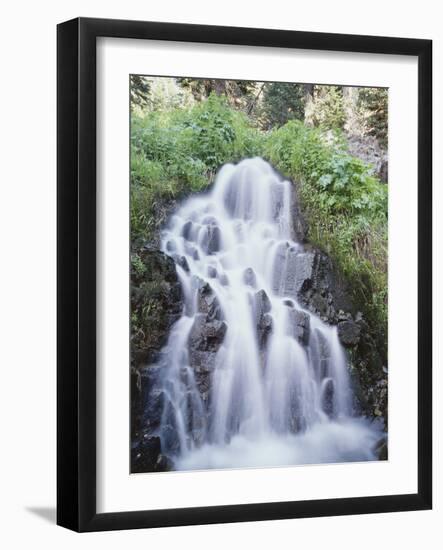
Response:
261,83,305,129
264,120,387,337
131,94,261,245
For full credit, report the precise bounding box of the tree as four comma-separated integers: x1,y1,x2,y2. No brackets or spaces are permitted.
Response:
357,88,388,148
304,86,346,130
130,75,151,109
261,83,305,129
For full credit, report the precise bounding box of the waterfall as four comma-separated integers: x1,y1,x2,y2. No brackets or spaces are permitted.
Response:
153,157,381,470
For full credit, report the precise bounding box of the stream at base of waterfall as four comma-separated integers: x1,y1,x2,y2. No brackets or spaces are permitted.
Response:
149,157,383,471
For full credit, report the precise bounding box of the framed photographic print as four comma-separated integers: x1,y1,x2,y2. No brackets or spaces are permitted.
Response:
57,17,432,531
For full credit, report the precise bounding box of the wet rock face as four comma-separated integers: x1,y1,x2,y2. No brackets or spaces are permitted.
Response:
253,289,273,349
189,314,227,354
290,245,387,424
130,245,184,473
201,224,221,255
287,307,310,345
286,183,388,426
188,281,227,399
285,248,352,323
196,279,223,321
321,379,335,417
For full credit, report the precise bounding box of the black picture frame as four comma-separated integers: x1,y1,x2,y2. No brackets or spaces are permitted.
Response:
57,17,432,532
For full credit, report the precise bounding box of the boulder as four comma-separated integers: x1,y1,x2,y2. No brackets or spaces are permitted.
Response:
196,280,223,320
181,220,193,240
253,289,273,349
287,307,310,345
201,224,221,255
188,314,227,353
188,283,228,402
337,320,361,347
321,379,335,417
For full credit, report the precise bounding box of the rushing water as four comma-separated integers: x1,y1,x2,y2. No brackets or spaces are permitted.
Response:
155,157,382,471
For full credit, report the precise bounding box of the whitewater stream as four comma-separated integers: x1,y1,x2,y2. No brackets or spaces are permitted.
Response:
154,157,382,471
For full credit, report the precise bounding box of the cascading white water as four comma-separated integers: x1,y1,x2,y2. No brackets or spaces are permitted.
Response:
155,157,382,470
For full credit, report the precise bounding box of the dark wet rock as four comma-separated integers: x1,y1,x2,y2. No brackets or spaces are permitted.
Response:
161,424,181,455
172,254,189,272
287,307,310,345
188,283,227,401
293,249,353,323
144,388,165,431
181,220,193,239
374,437,388,460
131,436,161,473
253,289,272,349
189,314,227,353
292,252,316,295
196,280,223,321
257,313,273,349
207,265,217,278
156,453,174,472
322,379,335,417
243,267,257,287
337,320,361,347
166,240,177,252
254,289,271,321
201,224,221,255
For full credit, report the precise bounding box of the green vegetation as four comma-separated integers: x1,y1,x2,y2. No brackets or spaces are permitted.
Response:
264,121,387,337
131,80,388,341
131,94,261,246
